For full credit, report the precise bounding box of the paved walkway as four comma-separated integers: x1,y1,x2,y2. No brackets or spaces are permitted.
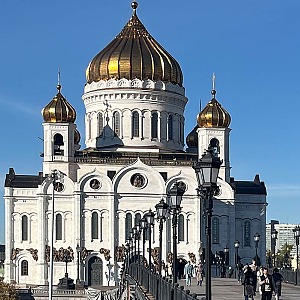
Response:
178,277,300,300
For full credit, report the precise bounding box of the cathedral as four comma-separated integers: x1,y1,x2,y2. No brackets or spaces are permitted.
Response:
4,2,267,287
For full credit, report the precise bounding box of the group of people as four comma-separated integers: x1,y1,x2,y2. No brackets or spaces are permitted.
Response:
241,260,283,300
182,261,205,287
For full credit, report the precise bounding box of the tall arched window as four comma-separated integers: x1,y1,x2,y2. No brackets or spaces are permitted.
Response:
212,217,219,244
132,111,139,137
210,138,220,155
151,112,158,139
125,213,132,240
54,133,64,155
22,215,28,241
244,221,251,247
88,117,92,139
168,115,173,141
21,260,28,276
179,116,184,143
91,212,99,240
178,214,184,242
98,113,104,136
56,214,62,241
113,111,120,137
135,213,141,226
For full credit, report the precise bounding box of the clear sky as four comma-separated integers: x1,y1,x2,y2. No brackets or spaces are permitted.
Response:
0,0,300,244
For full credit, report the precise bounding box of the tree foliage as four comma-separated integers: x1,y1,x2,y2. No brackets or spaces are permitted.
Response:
276,243,294,268
0,281,18,300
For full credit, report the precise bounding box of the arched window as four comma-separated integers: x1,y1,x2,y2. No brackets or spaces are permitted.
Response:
113,111,120,136
88,117,92,139
56,214,62,241
135,213,141,226
179,116,184,143
168,115,173,141
178,214,184,242
210,138,220,155
132,111,139,137
22,215,28,241
151,112,158,139
212,217,219,244
98,113,104,136
91,212,99,240
21,260,28,276
244,221,251,247
125,213,132,240
54,133,64,155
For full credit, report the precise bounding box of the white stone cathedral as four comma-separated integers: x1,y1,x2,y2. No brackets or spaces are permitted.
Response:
4,2,267,287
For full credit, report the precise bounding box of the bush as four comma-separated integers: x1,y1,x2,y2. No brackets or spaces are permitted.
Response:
0,281,18,299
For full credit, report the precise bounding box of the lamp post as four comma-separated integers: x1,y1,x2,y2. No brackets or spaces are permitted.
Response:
169,182,185,284
293,225,300,285
234,240,240,279
193,145,222,300
76,244,81,285
144,209,155,270
254,233,260,266
125,242,130,273
224,246,229,267
140,217,147,267
48,169,63,300
155,198,169,276
132,226,137,262
136,224,141,264
271,229,278,267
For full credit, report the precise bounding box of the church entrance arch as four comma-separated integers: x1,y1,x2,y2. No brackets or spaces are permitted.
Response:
87,256,103,286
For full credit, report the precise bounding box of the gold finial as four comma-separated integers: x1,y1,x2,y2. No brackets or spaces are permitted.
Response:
211,73,216,97
57,68,61,92
131,1,138,15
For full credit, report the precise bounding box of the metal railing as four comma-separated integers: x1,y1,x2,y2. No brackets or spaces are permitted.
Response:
280,269,300,285
128,263,198,300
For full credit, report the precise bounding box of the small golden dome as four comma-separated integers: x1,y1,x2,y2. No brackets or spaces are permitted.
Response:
197,90,231,128
42,85,76,123
186,125,198,148
74,128,81,145
86,3,183,86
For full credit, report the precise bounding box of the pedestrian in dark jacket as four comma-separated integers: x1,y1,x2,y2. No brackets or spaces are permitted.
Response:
272,268,283,300
259,267,274,300
242,266,256,300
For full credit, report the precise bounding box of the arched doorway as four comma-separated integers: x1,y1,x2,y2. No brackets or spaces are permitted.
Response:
87,256,103,286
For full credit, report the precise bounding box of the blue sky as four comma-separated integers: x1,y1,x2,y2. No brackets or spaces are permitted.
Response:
1,0,300,244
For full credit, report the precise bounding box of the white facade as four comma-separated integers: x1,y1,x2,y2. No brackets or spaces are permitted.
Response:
3,4,267,287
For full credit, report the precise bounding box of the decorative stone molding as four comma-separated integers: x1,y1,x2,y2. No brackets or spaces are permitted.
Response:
11,248,23,260
80,247,93,262
84,79,185,96
44,246,74,263
151,247,160,263
27,248,38,261
100,248,111,261
115,245,126,262
167,252,173,264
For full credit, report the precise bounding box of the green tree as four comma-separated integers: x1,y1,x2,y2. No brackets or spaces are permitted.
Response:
275,243,293,268
0,281,18,299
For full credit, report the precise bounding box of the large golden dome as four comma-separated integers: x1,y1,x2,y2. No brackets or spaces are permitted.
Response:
197,90,231,128
42,85,76,123
86,2,183,86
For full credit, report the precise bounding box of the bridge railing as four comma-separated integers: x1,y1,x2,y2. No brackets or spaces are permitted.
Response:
280,269,300,285
128,263,198,300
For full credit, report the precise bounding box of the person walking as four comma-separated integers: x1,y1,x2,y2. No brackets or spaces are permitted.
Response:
195,262,203,286
259,267,274,300
184,261,193,286
272,268,283,300
242,266,256,300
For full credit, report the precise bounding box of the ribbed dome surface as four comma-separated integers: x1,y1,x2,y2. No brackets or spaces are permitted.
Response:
42,85,76,123
74,128,80,144
186,125,198,148
197,90,231,128
86,5,183,86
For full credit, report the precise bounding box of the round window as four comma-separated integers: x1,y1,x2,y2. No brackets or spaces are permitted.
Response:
130,173,146,188
90,179,101,190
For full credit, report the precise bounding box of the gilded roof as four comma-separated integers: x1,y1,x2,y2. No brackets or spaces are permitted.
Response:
42,85,76,123
197,90,231,128
86,2,183,86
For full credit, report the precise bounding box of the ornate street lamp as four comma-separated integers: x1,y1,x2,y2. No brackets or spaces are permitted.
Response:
234,240,240,278
254,233,260,266
224,246,229,266
140,217,147,267
271,229,278,267
155,198,169,275
144,209,155,270
169,182,185,284
293,225,300,285
193,145,222,300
